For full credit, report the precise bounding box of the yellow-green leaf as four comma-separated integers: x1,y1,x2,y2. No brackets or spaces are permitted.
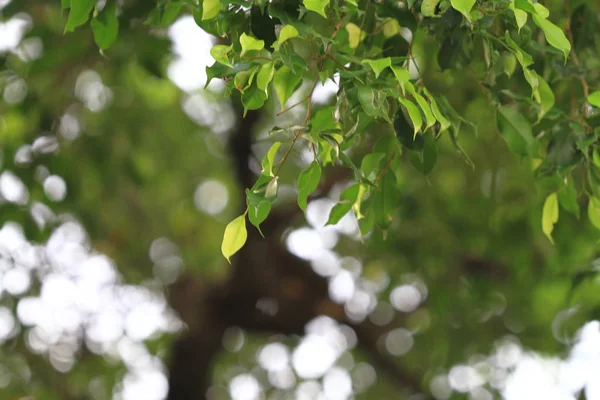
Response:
346,23,365,49
361,58,391,78
588,91,600,108
202,0,221,20
382,18,401,37
261,141,282,177
542,192,559,244
422,0,441,17
221,214,248,262
240,33,265,57
303,0,329,18
537,75,555,121
532,15,571,60
589,198,600,230
398,97,423,138
391,66,410,94
450,0,476,22
210,44,233,66
422,88,451,132
273,66,303,109
509,1,528,31
407,84,436,129
274,25,299,50
257,61,275,96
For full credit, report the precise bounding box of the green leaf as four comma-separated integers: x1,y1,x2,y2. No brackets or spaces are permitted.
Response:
261,142,282,177
407,84,436,129
248,201,271,234
298,161,322,212
372,170,400,231
398,97,423,138
361,153,386,181
450,0,476,22
361,58,392,78
410,133,437,175
202,0,221,20
532,14,571,60
509,1,528,31
257,61,276,96
65,0,96,32
588,91,600,108
221,214,248,262
210,44,233,66
505,33,534,67
542,192,559,244
558,177,580,218
589,197,600,230
358,87,388,120
532,3,549,18
537,75,555,121
240,33,265,57
274,25,299,50
273,66,303,109
422,88,451,132
146,2,182,27
303,0,329,18
391,66,410,94
241,83,267,114
90,0,119,50
326,184,360,225
62,0,71,9
496,106,536,156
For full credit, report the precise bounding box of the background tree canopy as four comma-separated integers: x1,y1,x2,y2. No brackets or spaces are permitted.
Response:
1,0,600,399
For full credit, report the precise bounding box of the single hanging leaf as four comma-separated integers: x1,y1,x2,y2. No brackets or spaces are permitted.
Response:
407,84,436,129
202,0,221,20
221,214,248,262
65,0,96,31
422,88,451,132
496,106,536,156
261,142,282,176
391,66,410,94
303,0,329,18
537,76,555,121
532,15,571,60
274,25,299,50
90,0,119,50
361,58,392,78
273,66,303,109
450,0,476,22
372,170,400,231
542,193,559,244
398,97,423,138
589,197,600,230
240,33,265,56
326,184,360,225
346,23,365,49
297,162,322,212
248,201,271,234
257,62,276,96
588,91,600,108
509,0,527,31
382,18,401,38
558,178,580,219
210,45,233,66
